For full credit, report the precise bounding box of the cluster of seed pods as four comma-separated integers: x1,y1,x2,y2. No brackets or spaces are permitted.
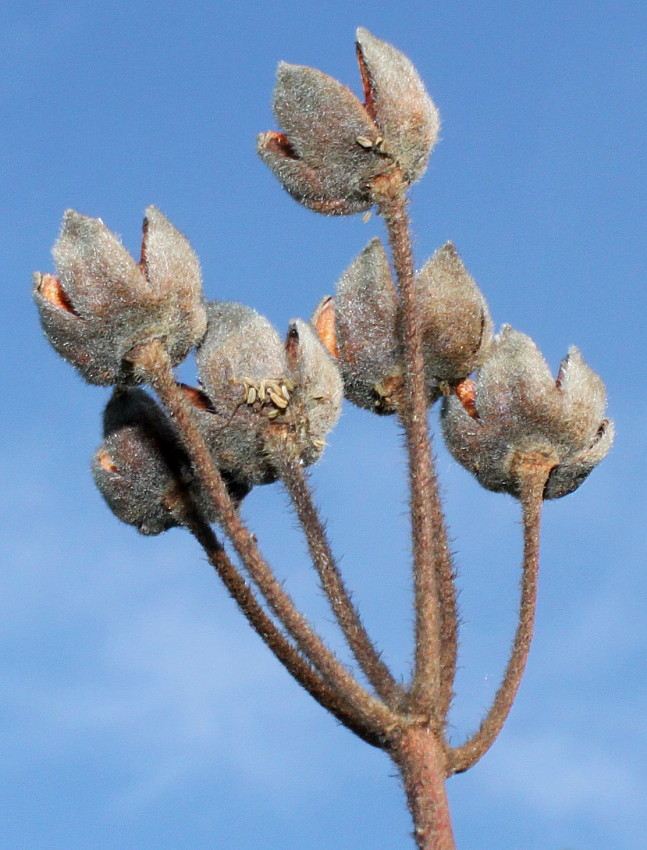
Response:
258,26,613,499
33,209,342,533
33,28,613,539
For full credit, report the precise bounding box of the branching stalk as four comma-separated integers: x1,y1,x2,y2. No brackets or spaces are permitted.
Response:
133,338,399,738
278,456,405,708
33,27,615,850
183,504,385,747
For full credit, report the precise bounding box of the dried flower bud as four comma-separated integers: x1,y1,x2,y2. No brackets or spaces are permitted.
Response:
415,242,492,397
93,390,248,535
441,326,614,499
33,207,206,385
193,302,342,487
257,28,439,214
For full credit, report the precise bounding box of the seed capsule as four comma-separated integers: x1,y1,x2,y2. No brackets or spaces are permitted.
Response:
442,326,614,499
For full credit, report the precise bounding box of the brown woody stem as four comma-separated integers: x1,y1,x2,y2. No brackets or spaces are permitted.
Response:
278,457,405,708
389,725,456,850
376,186,457,722
448,453,553,774
134,339,399,740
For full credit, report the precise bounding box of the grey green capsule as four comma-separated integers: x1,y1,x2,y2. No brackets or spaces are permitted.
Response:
193,302,343,488
257,29,439,215
34,207,206,386
441,326,614,499
327,238,492,414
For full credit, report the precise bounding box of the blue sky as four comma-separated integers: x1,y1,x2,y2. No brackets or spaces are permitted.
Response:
2,1,646,847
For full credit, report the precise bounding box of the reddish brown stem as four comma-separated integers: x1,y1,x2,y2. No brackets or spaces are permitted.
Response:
389,726,456,850
377,187,457,721
133,339,399,739
448,454,553,774
184,506,385,748
278,457,404,708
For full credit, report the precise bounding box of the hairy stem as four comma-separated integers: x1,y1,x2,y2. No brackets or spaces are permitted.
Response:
183,504,385,747
448,454,553,774
133,339,399,739
376,185,457,722
278,457,405,708
389,725,456,850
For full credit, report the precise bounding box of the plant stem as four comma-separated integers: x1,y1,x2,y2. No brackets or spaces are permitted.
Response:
278,456,405,708
390,725,456,850
183,504,385,747
448,453,553,773
133,338,399,739
376,186,457,722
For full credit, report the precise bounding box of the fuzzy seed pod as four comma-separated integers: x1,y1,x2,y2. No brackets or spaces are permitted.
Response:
257,28,439,215
93,390,248,535
441,326,614,499
283,319,344,466
332,238,403,413
93,389,196,535
33,207,207,385
193,302,343,487
323,238,491,414
355,27,439,185
415,242,493,398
